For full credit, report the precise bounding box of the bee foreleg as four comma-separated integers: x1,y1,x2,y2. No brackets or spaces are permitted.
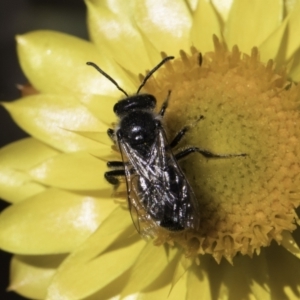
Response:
159,90,171,117
105,169,125,185
107,128,115,141
175,147,247,160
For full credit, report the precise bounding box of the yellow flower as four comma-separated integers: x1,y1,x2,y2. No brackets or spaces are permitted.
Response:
1,0,300,299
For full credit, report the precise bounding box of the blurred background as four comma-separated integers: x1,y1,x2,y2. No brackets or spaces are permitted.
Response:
0,1,88,298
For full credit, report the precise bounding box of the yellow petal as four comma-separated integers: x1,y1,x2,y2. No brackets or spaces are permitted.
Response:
0,166,45,203
76,273,134,300
17,30,134,95
48,240,145,300
168,270,188,299
46,207,143,300
87,0,154,75
186,253,271,299
121,242,178,297
289,50,300,81
190,0,221,53
225,0,283,54
280,230,300,260
74,131,112,147
29,152,110,190
80,94,116,126
211,0,234,22
138,270,188,300
187,264,211,299
137,27,163,66
265,243,300,299
134,0,192,54
79,143,118,162
0,138,56,202
285,0,299,14
171,255,192,292
0,189,116,253
2,94,108,152
89,0,135,13
259,17,289,62
220,255,270,299
0,137,59,170
250,281,272,299
9,254,65,299
285,1,300,60
53,206,133,264
187,0,198,11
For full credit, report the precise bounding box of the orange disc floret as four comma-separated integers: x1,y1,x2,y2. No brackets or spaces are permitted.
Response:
144,37,300,263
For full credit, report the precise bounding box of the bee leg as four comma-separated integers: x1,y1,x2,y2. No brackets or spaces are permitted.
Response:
107,128,115,141
105,169,125,185
175,147,247,161
159,90,171,117
105,160,125,184
107,161,124,168
170,116,204,148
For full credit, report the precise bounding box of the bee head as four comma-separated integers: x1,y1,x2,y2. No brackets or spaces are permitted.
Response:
114,94,156,117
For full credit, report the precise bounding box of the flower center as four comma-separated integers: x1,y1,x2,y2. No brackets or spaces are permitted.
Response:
143,37,300,263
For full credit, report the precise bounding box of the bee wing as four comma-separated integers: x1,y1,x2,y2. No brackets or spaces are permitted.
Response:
157,130,201,231
118,142,159,237
118,126,200,234
128,196,141,234
162,129,202,230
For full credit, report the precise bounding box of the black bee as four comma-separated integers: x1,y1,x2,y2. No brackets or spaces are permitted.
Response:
87,56,245,236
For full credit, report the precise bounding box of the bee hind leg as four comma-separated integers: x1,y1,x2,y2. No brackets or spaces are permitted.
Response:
175,147,247,161
105,169,125,185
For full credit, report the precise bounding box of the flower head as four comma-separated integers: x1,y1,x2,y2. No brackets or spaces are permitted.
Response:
1,0,300,299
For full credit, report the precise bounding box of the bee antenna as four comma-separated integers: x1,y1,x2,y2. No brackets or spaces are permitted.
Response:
136,56,175,94
86,62,128,97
